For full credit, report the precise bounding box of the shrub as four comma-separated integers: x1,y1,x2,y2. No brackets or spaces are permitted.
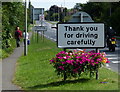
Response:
50,50,110,80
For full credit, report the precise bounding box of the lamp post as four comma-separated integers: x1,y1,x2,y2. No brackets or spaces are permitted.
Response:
24,0,27,56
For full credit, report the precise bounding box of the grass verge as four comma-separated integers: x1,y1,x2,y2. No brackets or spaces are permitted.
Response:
46,21,58,25
1,38,16,59
13,33,119,90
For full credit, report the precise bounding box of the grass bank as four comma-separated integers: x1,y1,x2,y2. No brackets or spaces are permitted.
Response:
13,33,119,90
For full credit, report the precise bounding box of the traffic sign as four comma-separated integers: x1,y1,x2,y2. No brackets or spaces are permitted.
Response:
34,26,47,31
57,23,105,48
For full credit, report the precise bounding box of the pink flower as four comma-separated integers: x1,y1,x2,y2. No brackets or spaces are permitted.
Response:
50,59,54,62
69,53,73,56
58,57,63,60
50,59,54,63
97,58,102,62
95,62,99,64
61,62,66,64
63,56,71,59
76,59,80,62
66,60,74,65
66,52,69,55
59,51,66,54
63,56,67,59
91,63,95,66
80,61,83,64
91,60,94,63
58,66,64,70
73,68,78,73
76,56,81,59
73,50,77,52
106,61,110,63
86,59,91,62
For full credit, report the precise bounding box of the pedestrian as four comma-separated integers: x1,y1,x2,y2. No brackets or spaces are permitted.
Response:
23,30,29,45
15,26,22,47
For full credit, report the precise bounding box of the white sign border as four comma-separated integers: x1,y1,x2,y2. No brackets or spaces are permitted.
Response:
57,22,105,49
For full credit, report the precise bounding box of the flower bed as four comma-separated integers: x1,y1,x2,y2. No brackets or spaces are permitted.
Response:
50,50,110,80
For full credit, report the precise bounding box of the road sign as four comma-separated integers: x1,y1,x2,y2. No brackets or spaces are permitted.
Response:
69,11,94,22
33,8,44,21
34,26,47,31
57,23,105,48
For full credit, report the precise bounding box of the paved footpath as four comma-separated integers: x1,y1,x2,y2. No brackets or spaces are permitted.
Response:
1,32,32,91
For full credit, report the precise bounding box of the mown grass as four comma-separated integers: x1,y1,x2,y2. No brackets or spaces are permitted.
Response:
13,33,119,91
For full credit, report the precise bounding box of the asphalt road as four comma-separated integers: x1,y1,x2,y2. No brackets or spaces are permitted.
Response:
36,20,119,73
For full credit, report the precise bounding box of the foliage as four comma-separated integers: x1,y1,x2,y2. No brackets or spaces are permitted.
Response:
50,50,110,80
45,5,67,22
110,6,120,34
2,2,31,58
81,2,120,35
51,13,59,21
64,15,72,22
45,2,120,35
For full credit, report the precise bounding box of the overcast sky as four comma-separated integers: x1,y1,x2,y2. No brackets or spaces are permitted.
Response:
29,0,89,10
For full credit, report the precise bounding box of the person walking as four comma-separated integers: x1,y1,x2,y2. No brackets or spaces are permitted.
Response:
23,30,29,45
15,26,22,47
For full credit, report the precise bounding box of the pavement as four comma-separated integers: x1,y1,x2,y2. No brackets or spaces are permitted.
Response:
1,32,32,91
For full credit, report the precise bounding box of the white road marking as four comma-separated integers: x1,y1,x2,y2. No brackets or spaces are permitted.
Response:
112,61,120,63
106,54,117,57
108,57,118,60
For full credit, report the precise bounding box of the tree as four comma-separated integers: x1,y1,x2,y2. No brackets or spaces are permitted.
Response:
81,2,120,35
2,2,25,50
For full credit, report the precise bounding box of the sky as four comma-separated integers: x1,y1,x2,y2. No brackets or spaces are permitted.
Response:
29,0,89,10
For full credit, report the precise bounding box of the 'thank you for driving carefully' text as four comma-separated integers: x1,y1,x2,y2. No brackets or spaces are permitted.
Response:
63,26,98,46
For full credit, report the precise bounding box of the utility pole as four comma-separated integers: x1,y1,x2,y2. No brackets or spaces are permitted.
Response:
58,7,59,22
110,2,111,17
24,0,27,56
64,0,65,22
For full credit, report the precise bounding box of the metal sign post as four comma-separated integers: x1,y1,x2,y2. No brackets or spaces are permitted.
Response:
96,48,99,80
24,0,27,56
34,26,47,43
37,31,39,43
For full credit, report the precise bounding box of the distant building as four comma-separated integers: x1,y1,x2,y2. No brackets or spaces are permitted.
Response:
30,5,34,24
30,4,44,23
33,8,44,21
